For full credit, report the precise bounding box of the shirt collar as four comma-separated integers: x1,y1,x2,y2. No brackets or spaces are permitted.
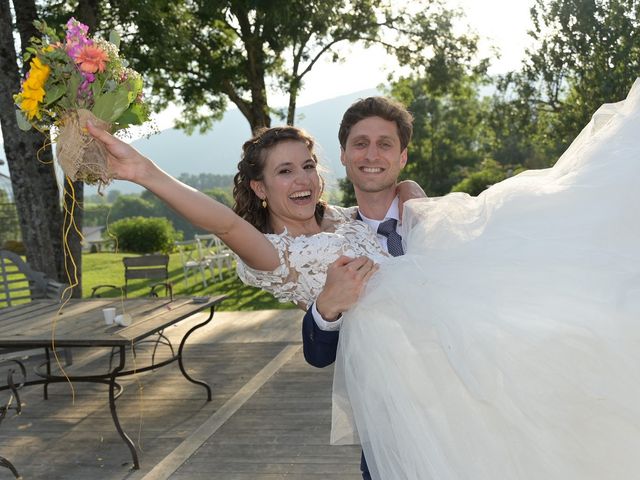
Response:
358,196,400,231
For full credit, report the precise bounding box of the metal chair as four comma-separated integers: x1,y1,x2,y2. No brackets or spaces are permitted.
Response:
194,234,234,282
91,254,173,299
174,240,208,288
0,360,26,479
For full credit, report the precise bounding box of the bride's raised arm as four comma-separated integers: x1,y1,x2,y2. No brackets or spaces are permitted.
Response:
86,122,280,272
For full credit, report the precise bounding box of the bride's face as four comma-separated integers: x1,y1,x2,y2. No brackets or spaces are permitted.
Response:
340,116,408,195
250,140,322,228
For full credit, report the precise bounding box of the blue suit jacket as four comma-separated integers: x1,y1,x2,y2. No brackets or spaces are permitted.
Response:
301,307,339,368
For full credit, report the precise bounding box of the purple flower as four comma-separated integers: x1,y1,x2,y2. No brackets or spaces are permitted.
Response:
65,17,93,61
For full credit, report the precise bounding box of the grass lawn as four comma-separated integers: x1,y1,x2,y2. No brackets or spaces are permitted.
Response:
82,252,296,312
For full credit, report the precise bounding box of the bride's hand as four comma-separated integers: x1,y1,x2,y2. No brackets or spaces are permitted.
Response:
396,180,426,221
86,121,151,183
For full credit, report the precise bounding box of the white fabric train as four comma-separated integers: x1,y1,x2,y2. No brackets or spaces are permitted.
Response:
333,78,640,479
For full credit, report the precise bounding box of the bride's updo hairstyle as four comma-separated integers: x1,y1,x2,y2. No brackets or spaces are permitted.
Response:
338,96,414,151
233,126,326,234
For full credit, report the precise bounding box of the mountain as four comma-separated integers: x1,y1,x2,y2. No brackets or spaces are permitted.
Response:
97,88,379,195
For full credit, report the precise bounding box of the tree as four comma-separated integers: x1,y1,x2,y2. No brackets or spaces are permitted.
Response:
508,0,640,161
110,194,156,221
101,0,478,133
177,172,234,192
0,0,64,280
203,187,233,208
389,71,493,196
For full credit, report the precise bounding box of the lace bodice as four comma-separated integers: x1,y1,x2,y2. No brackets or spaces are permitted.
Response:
236,206,389,308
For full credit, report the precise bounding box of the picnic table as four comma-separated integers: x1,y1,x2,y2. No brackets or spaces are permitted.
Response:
0,295,226,470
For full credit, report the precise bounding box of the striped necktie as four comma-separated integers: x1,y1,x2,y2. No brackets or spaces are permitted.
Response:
377,218,404,256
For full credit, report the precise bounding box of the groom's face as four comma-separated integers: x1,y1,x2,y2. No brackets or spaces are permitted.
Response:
340,116,408,195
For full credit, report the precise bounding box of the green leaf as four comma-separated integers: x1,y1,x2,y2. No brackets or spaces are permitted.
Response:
109,30,121,50
67,74,82,105
92,88,131,123
114,102,147,128
44,83,65,106
15,110,32,131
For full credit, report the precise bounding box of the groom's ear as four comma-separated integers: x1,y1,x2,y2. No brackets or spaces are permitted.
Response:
400,148,408,169
249,179,266,200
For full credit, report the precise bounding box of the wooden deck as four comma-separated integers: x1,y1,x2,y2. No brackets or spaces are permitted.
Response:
0,310,362,480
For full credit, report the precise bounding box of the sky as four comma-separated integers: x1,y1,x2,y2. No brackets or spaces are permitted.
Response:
1,0,535,160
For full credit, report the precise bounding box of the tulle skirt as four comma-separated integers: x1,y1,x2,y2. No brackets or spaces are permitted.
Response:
332,78,640,479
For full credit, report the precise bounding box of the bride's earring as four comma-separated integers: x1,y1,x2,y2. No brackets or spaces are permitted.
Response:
261,198,267,208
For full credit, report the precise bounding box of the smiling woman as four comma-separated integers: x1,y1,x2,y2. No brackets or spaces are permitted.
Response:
233,126,327,237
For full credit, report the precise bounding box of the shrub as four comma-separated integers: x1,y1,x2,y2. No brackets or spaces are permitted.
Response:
109,217,178,254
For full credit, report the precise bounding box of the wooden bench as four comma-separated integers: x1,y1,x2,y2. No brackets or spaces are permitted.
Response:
0,250,68,308
0,249,71,365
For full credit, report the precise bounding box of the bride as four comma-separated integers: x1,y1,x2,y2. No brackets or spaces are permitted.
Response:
88,77,640,479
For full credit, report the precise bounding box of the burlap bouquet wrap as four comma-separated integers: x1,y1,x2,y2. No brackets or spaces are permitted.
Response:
56,109,112,185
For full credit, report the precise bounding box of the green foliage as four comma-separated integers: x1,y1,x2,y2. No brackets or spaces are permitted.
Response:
506,0,640,161
83,202,112,227
390,72,494,196
88,0,480,133
177,173,234,191
106,189,122,203
110,194,157,221
451,159,522,196
338,178,357,207
139,190,203,239
203,188,233,207
0,202,21,245
109,216,178,254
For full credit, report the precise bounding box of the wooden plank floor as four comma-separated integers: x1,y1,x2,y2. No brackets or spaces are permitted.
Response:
0,309,362,480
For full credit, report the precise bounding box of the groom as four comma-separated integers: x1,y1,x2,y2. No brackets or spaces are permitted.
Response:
302,96,417,479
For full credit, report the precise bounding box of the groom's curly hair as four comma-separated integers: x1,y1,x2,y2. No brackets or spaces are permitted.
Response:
233,126,326,234
338,97,414,151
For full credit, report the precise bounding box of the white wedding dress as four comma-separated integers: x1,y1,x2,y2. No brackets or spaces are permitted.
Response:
238,78,640,480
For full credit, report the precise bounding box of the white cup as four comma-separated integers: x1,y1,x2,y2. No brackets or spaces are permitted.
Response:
103,307,116,325
115,313,132,327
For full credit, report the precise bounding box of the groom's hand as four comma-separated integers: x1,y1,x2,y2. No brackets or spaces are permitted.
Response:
316,255,378,321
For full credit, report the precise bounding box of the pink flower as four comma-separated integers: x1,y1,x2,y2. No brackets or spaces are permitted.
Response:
65,17,92,60
75,45,108,73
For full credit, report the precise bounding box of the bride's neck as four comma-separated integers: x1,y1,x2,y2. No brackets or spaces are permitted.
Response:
270,216,322,237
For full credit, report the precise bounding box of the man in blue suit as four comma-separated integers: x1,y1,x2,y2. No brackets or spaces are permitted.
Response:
302,96,421,479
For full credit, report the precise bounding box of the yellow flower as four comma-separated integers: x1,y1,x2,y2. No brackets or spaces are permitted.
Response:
17,56,51,121
21,80,46,102
20,97,41,120
28,57,51,86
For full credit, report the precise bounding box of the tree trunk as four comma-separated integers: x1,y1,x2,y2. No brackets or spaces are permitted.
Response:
286,78,301,125
0,0,64,281
76,0,100,33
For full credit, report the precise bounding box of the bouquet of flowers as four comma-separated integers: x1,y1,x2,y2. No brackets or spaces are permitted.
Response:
14,18,150,187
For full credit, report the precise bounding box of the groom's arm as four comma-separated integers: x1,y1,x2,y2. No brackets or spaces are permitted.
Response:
302,305,340,368
301,256,377,368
